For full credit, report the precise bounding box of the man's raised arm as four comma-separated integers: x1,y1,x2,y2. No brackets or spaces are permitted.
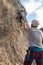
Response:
24,22,29,30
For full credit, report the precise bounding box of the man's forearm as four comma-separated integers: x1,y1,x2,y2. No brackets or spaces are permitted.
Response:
24,22,29,30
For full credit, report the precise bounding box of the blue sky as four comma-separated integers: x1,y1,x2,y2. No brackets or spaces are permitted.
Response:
20,0,43,28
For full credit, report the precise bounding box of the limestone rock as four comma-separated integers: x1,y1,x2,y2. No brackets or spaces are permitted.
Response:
0,0,35,65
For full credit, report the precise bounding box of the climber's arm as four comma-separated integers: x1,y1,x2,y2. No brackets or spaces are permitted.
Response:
24,22,30,30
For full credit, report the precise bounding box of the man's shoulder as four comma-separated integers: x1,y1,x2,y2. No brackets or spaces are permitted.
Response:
38,29,42,33
38,30,43,36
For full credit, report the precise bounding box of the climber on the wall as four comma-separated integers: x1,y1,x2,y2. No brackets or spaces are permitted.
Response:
23,19,43,65
16,10,24,26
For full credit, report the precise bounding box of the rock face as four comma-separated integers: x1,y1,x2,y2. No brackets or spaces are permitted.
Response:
0,0,29,65
0,0,36,65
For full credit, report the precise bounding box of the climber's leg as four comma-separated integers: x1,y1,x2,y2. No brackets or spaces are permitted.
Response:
23,54,33,65
36,62,43,65
36,51,43,65
24,60,32,65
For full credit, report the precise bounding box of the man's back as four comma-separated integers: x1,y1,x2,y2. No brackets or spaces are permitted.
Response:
28,28,43,48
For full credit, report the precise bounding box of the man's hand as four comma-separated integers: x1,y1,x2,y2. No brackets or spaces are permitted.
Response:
24,22,27,30
23,22,29,30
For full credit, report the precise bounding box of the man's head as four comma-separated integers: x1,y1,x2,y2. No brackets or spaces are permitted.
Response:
31,19,39,28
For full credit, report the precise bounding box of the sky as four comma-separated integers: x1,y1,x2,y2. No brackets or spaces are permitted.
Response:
20,0,43,28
